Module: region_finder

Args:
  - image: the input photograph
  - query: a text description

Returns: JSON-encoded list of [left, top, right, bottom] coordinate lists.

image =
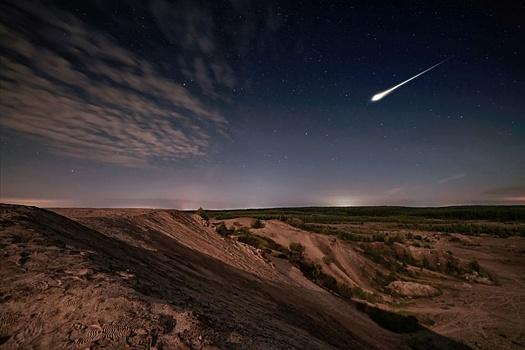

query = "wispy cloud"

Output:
[[0, 2, 231, 167], [150, 0, 237, 99], [437, 173, 466, 184]]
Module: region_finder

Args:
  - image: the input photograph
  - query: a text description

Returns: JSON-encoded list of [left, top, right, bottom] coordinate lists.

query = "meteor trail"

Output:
[[371, 58, 449, 102]]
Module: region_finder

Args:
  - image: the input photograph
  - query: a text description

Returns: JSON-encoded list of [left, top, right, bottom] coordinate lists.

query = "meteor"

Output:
[[371, 58, 449, 102]]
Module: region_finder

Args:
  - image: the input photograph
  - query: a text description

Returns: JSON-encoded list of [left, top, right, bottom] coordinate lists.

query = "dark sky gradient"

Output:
[[1, 1, 524, 208]]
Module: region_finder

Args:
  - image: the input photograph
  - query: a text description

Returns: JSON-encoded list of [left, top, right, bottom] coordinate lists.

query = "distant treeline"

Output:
[[396, 223, 525, 237], [203, 206, 525, 223]]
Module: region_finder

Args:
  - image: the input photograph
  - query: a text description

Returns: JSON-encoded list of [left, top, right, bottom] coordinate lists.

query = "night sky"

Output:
[[1, 1, 524, 208]]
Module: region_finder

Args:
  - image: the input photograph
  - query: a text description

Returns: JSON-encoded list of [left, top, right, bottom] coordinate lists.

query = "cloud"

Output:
[[437, 173, 466, 184], [150, 0, 237, 98], [0, 2, 230, 167]]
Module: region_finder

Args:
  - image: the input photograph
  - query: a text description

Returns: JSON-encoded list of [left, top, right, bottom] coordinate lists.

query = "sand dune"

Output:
[[0, 205, 472, 349]]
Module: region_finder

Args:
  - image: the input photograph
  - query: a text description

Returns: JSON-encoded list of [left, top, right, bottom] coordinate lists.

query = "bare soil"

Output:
[[0, 205, 484, 349]]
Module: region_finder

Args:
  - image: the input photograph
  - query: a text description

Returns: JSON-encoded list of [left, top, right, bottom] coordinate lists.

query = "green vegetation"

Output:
[[359, 242, 492, 282], [215, 223, 235, 236], [297, 259, 338, 292], [251, 219, 265, 229], [204, 205, 525, 223], [396, 222, 525, 237], [202, 206, 525, 237], [211, 205, 500, 304], [285, 242, 378, 303], [214, 223, 288, 256], [236, 230, 288, 256], [322, 252, 335, 265], [196, 207, 209, 221], [220, 231, 377, 303], [361, 243, 415, 276], [288, 242, 306, 262]]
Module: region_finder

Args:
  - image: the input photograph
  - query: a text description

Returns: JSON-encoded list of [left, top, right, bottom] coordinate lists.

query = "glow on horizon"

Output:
[[329, 197, 358, 207]]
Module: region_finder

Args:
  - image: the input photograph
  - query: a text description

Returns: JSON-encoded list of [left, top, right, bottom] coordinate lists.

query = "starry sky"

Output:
[[1, 1, 524, 209]]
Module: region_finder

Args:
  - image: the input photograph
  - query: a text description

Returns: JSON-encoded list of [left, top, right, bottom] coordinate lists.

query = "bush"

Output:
[[422, 255, 430, 269], [363, 244, 382, 263], [289, 242, 305, 262], [386, 234, 405, 245], [233, 227, 251, 236], [352, 287, 378, 302], [232, 228, 289, 256], [237, 234, 264, 247], [373, 233, 386, 242], [445, 258, 461, 275], [322, 253, 335, 265], [285, 217, 304, 227], [196, 207, 209, 221], [337, 283, 354, 299], [468, 260, 481, 273], [251, 219, 265, 229], [216, 223, 234, 236]]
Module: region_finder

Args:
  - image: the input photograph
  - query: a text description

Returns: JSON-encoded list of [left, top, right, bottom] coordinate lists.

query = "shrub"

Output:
[[422, 255, 430, 269], [322, 253, 335, 265], [237, 234, 264, 247], [285, 217, 304, 227], [289, 242, 306, 262], [216, 223, 233, 236], [468, 260, 481, 273], [251, 219, 265, 229], [445, 258, 461, 275], [233, 227, 251, 236], [398, 249, 415, 265], [387, 234, 405, 245], [337, 283, 354, 299], [363, 244, 382, 263], [351, 287, 376, 302], [196, 207, 209, 221], [373, 233, 386, 242]]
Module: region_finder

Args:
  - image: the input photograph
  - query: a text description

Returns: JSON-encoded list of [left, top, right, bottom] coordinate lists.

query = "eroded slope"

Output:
[[1, 205, 401, 349]]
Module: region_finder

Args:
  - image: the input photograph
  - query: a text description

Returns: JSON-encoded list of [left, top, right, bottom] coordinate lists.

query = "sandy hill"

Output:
[[0, 205, 469, 349]]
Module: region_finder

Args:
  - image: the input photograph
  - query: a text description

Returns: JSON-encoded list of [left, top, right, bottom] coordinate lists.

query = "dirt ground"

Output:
[[0, 205, 498, 349], [222, 218, 525, 350]]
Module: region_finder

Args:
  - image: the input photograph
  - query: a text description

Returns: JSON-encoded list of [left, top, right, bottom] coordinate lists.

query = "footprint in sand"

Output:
[[71, 324, 103, 346], [102, 324, 131, 341]]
